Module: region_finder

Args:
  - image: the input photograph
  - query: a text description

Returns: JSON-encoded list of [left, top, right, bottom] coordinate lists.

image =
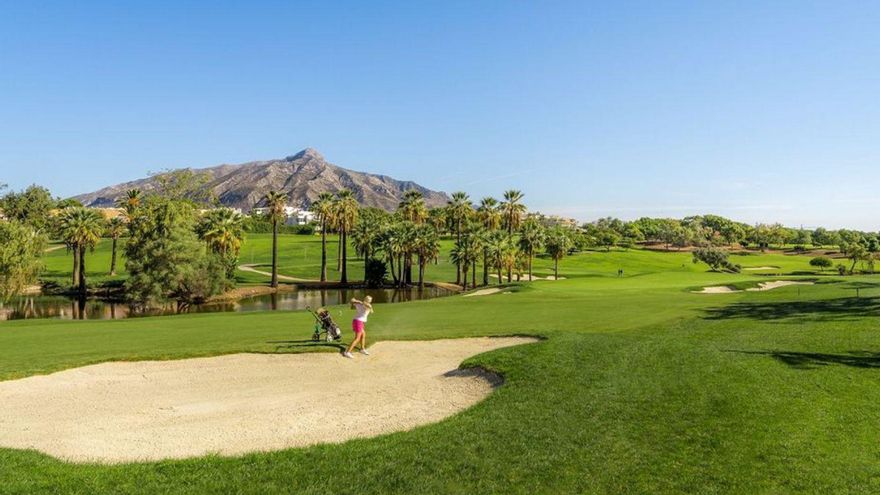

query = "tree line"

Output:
[[4, 179, 880, 304], [577, 215, 880, 253]]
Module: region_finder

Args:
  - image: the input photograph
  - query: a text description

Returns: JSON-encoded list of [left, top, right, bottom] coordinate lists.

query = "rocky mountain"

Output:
[[73, 148, 449, 211]]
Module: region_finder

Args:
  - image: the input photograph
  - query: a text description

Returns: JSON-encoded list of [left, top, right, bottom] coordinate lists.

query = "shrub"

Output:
[[836, 264, 847, 276], [809, 256, 833, 272], [243, 216, 316, 235], [364, 258, 388, 288], [125, 199, 230, 309], [692, 246, 740, 272], [0, 220, 47, 301]]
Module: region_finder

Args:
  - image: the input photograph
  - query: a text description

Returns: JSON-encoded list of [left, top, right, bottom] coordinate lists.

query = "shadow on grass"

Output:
[[266, 339, 346, 352], [703, 297, 880, 322], [727, 349, 880, 370]]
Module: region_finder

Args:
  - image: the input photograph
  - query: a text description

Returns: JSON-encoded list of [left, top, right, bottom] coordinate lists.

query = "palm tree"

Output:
[[477, 197, 501, 285], [351, 213, 384, 281], [334, 190, 359, 284], [399, 190, 428, 224], [398, 221, 418, 287], [197, 208, 244, 280], [106, 216, 126, 276], [57, 208, 81, 287], [484, 232, 506, 285], [545, 227, 573, 280], [117, 189, 143, 217], [399, 190, 428, 284], [59, 208, 104, 295], [263, 191, 287, 288], [428, 207, 447, 233], [474, 228, 493, 286], [198, 208, 244, 256], [477, 197, 502, 230], [382, 223, 404, 285], [518, 218, 545, 281], [450, 233, 481, 290], [465, 221, 485, 288], [310, 192, 335, 282], [413, 224, 440, 288], [447, 192, 473, 285], [499, 242, 518, 284], [501, 190, 526, 238]]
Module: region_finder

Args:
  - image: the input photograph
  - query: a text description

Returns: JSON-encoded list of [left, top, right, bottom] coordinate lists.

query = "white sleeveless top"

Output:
[[354, 303, 370, 322]]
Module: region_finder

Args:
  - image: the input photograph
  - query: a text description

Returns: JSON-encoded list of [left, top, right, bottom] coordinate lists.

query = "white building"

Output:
[[288, 208, 315, 226], [252, 206, 315, 226]]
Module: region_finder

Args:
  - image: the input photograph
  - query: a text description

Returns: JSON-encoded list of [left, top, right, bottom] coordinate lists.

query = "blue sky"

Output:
[[1, 1, 878, 230]]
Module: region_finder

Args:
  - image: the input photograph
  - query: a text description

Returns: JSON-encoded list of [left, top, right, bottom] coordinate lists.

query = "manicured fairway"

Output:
[[3, 248, 879, 494], [40, 241, 127, 286], [234, 233, 461, 284]]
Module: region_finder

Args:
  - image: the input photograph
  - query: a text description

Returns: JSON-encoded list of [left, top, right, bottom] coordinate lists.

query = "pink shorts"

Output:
[[352, 319, 365, 333]]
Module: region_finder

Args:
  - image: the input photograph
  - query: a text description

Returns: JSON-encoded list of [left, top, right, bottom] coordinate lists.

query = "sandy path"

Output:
[[238, 263, 312, 282], [45, 245, 66, 253], [0, 337, 536, 464], [489, 274, 566, 281]]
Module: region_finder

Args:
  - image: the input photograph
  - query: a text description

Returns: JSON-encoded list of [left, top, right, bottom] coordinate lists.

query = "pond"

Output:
[[0, 287, 454, 321]]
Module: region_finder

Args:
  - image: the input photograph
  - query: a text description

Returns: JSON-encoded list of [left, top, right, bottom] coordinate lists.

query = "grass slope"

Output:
[[4, 248, 879, 494]]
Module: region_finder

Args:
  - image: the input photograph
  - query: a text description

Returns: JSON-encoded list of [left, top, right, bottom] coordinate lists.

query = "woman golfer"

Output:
[[344, 296, 372, 358]]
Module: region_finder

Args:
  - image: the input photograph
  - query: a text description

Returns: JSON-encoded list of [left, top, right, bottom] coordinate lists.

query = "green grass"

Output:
[[6, 247, 880, 493], [40, 232, 829, 287], [41, 241, 127, 286], [234, 233, 461, 284]]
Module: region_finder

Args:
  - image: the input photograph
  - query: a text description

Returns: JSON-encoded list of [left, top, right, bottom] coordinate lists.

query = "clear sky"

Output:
[[1, 1, 878, 230]]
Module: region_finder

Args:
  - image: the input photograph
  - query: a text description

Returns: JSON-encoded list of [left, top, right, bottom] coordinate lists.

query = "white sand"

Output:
[[746, 280, 813, 291], [0, 337, 536, 464], [743, 266, 780, 271], [693, 286, 739, 294], [463, 288, 505, 297], [694, 280, 814, 294]]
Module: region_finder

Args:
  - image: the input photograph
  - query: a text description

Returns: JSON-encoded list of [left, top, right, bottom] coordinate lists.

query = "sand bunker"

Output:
[[743, 266, 780, 271], [746, 280, 813, 291], [0, 337, 536, 464], [694, 280, 814, 294], [694, 286, 739, 294], [463, 288, 506, 297]]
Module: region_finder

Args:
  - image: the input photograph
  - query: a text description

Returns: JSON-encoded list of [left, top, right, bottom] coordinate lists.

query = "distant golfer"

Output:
[[344, 296, 373, 358]]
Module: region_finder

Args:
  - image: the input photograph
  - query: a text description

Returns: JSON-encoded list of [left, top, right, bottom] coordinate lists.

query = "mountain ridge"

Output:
[[73, 148, 450, 211]]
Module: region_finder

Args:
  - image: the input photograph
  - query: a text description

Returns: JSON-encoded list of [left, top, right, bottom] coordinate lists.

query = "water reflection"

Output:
[[0, 287, 452, 321]]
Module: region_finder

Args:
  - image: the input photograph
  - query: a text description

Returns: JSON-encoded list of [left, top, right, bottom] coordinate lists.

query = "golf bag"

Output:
[[308, 306, 343, 342]]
